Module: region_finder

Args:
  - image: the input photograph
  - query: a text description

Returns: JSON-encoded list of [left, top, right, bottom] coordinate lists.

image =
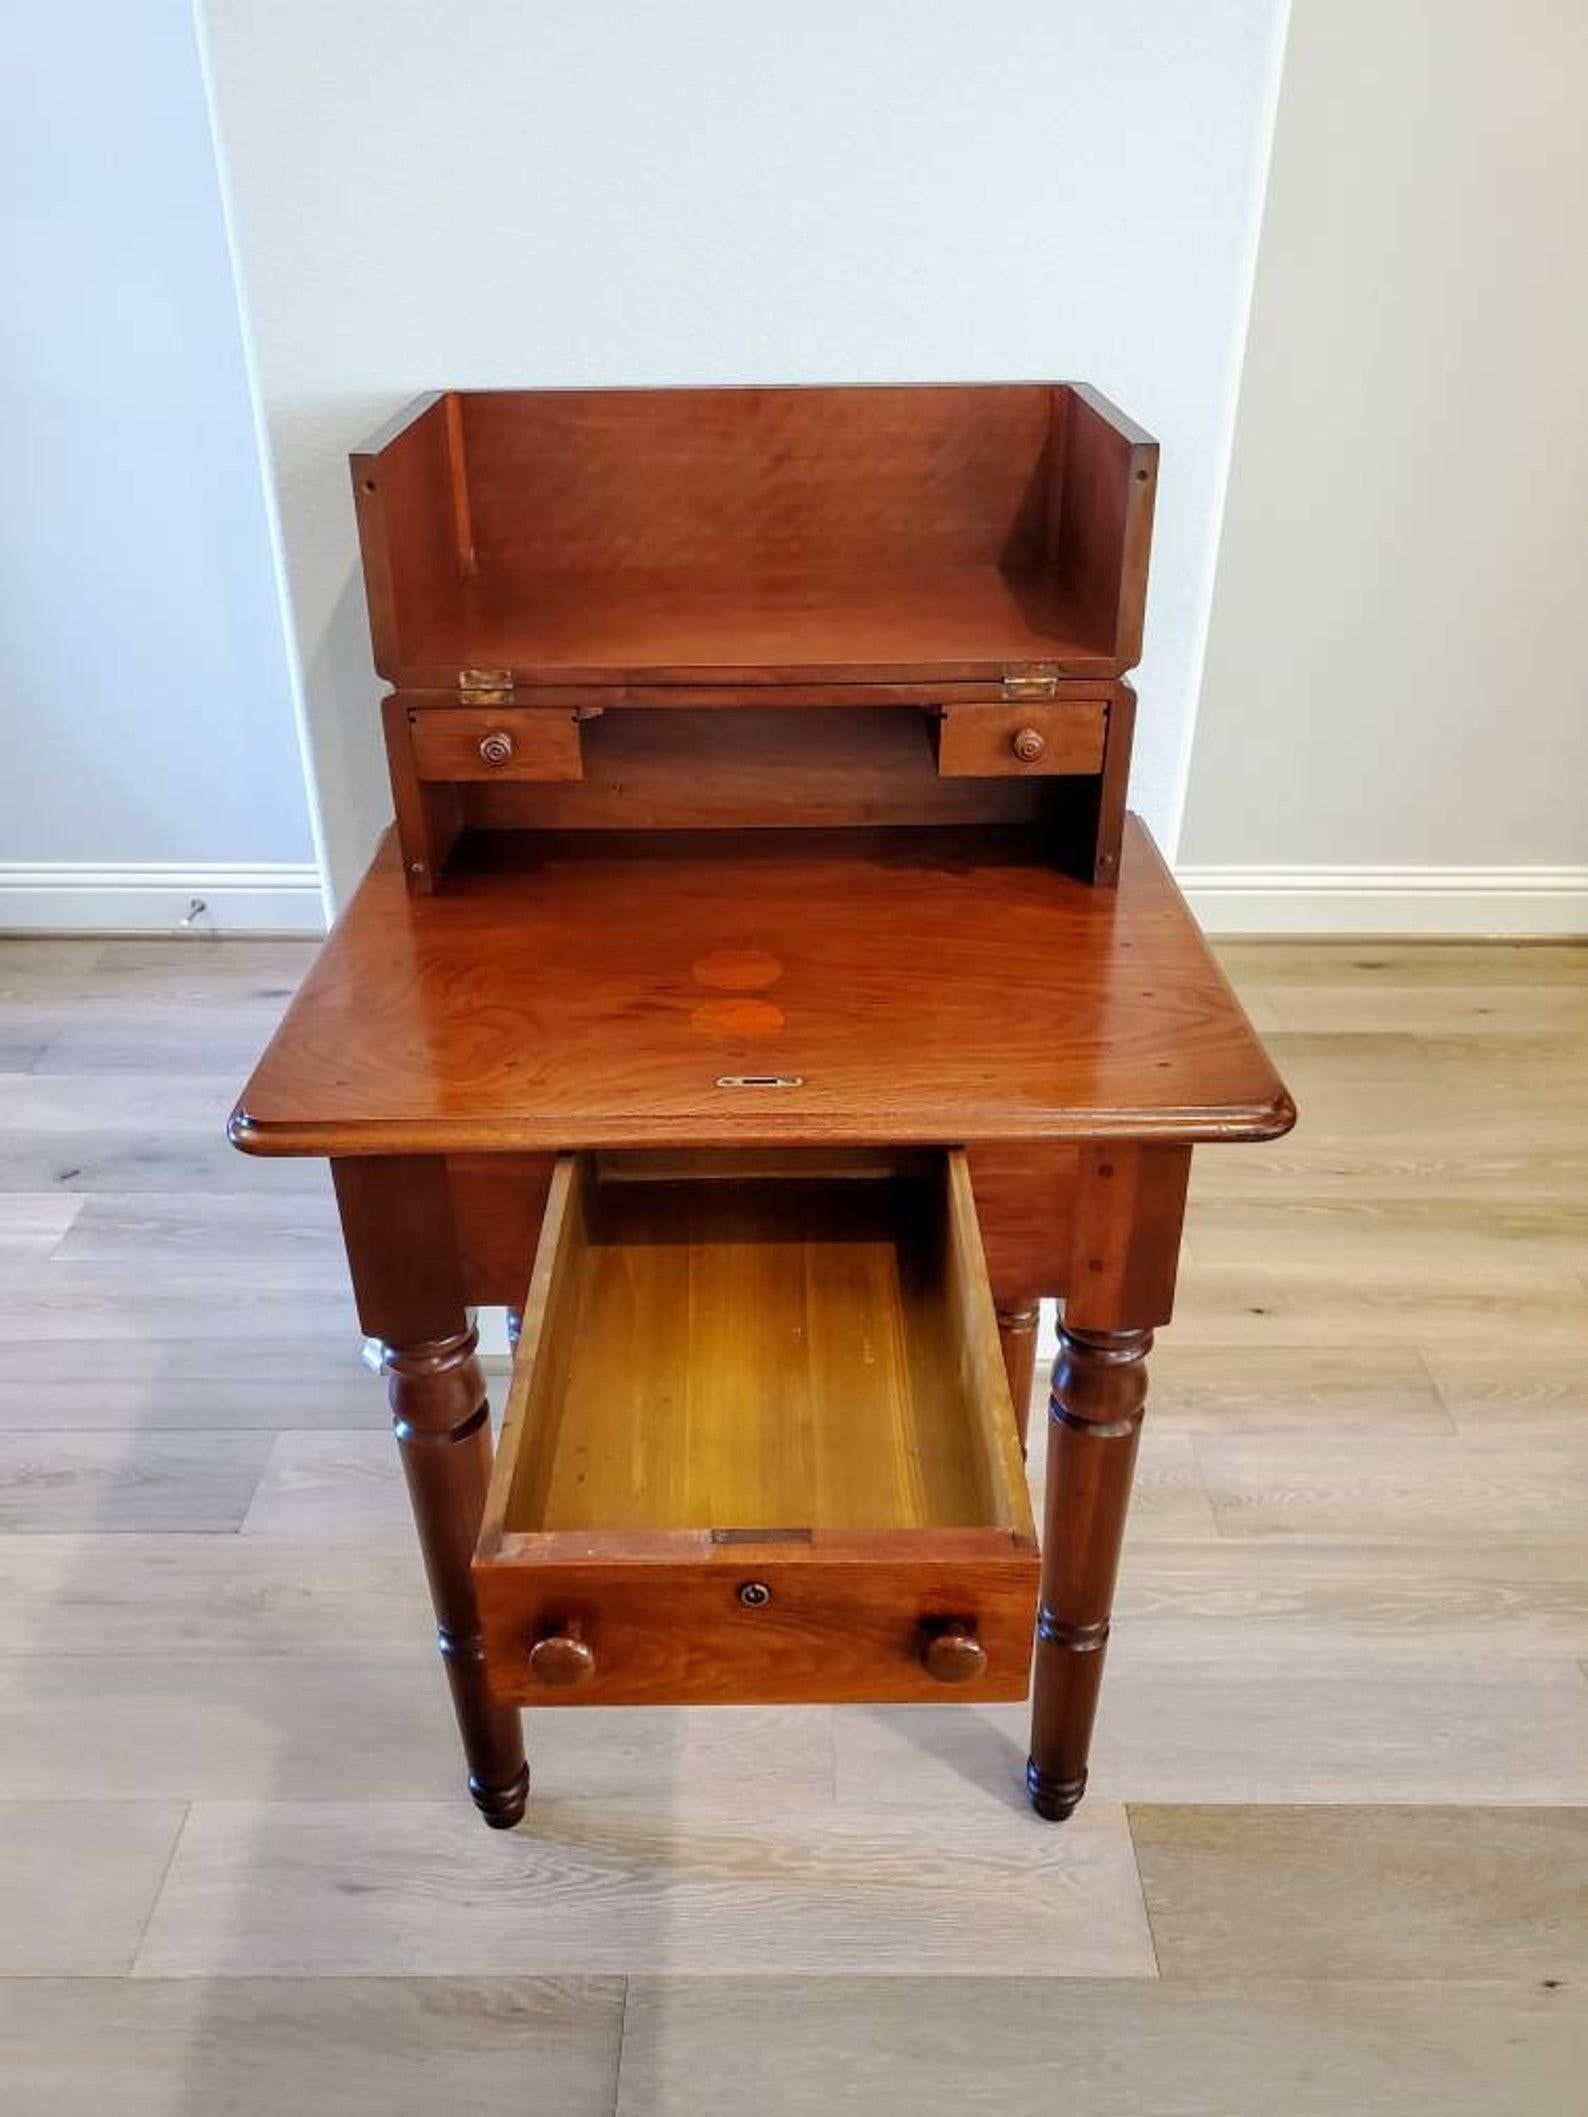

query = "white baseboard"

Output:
[[0, 861, 326, 934], [9, 855, 1581, 941], [1177, 863, 1588, 937]]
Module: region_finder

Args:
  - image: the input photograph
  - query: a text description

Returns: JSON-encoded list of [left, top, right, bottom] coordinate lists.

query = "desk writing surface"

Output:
[[231, 816, 1292, 1157]]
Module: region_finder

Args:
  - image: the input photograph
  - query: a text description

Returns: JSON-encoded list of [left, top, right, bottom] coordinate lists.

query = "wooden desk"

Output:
[[232, 816, 1292, 1827]]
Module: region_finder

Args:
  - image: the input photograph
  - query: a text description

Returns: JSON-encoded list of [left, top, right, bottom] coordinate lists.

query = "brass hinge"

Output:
[[1002, 666, 1059, 702], [458, 667, 514, 705]]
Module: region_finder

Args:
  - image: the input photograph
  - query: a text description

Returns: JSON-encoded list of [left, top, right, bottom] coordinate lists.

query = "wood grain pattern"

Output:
[[350, 393, 459, 679], [474, 1151, 1037, 1708], [6, 931, 1588, 2080], [357, 385, 1156, 886], [398, 567, 1121, 687], [1052, 382, 1158, 670], [995, 1301, 1040, 1451], [442, 1143, 1092, 1304], [456, 384, 1056, 577], [1130, 1805, 1588, 1981], [0, 1804, 186, 1974], [1089, 1661, 1588, 1804], [332, 1157, 527, 1827], [134, 1795, 1155, 1978], [354, 384, 1156, 689], [231, 818, 1293, 1156], [0, 1335, 379, 1433], [0, 1430, 274, 1532], [1145, 1342, 1454, 1433], [935, 700, 1107, 777], [408, 706, 583, 784], [239, 1430, 418, 1536], [838, 1660, 1588, 1809], [498, 1155, 1024, 1536], [460, 706, 1050, 832], [611, 1975, 1588, 2117], [381, 690, 460, 893], [0, 1979, 626, 2116], [1193, 1432, 1588, 1542]]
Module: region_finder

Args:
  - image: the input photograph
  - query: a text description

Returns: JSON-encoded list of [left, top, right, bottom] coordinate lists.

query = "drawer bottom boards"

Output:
[[473, 1149, 1039, 1707]]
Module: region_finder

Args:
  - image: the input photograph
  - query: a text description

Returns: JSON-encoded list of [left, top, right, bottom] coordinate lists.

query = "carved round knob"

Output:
[[921, 1621, 987, 1685], [1011, 726, 1046, 764], [526, 1626, 594, 1687], [478, 729, 515, 767]]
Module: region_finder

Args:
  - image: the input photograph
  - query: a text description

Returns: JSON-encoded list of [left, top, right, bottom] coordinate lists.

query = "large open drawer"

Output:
[[474, 1148, 1039, 1707]]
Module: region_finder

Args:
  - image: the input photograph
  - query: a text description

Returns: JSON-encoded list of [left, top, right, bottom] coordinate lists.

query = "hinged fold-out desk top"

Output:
[[230, 816, 1292, 1158]]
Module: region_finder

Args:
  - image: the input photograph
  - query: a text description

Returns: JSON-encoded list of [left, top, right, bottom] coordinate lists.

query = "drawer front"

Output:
[[475, 1548, 1038, 1708], [937, 701, 1106, 777], [474, 1148, 1039, 1709], [408, 706, 583, 782]]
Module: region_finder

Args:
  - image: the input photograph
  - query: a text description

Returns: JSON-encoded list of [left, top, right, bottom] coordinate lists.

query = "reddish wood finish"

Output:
[[227, 390, 1293, 1831], [445, 1144, 1082, 1315], [409, 705, 583, 783], [233, 833, 1289, 1825], [351, 384, 1157, 890], [330, 1156, 527, 1826], [968, 1143, 1081, 1300], [381, 692, 460, 895], [1026, 1140, 1190, 1820], [463, 709, 1051, 834], [995, 1301, 1042, 1454], [473, 1150, 1039, 1709], [479, 1549, 1038, 1710], [1091, 678, 1137, 885], [390, 570, 1121, 688], [444, 1152, 555, 1306], [351, 392, 460, 680], [936, 701, 1107, 778], [230, 820, 1291, 1157], [354, 385, 1155, 681], [921, 1621, 990, 1685], [1027, 1322, 1152, 1821], [1051, 383, 1158, 672]]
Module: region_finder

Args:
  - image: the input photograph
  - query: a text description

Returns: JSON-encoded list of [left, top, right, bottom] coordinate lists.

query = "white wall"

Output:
[[1180, 0, 1588, 934], [200, 0, 1290, 903], [0, 0, 320, 932]]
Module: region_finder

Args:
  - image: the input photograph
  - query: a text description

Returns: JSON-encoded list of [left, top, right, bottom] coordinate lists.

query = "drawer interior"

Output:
[[496, 1150, 1027, 1541], [475, 1148, 1038, 1707]]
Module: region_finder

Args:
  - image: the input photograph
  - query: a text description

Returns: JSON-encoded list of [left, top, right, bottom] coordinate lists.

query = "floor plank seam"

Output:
[[609, 1974, 633, 2117], [125, 1800, 191, 1979], [1122, 1804, 1165, 1980]]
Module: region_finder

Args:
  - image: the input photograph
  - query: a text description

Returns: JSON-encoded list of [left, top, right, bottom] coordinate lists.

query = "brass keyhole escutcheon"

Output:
[[1011, 727, 1046, 764], [478, 729, 515, 767]]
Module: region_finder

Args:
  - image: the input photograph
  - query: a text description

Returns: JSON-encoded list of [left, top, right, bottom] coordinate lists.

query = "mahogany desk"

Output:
[[232, 814, 1291, 1829]]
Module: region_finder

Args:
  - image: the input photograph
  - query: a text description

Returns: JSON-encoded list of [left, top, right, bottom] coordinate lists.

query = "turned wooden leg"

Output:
[[1026, 1140, 1189, 1822], [386, 1327, 529, 1828], [995, 1299, 1041, 1453], [1026, 1323, 1150, 1820], [333, 1156, 529, 1830]]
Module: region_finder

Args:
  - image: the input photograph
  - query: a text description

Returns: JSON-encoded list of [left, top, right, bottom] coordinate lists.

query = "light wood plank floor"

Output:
[[1, 934, 1585, 2112]]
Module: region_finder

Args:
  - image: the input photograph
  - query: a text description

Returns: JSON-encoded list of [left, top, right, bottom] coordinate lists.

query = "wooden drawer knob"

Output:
[[1011, 726, 1046, 764], [921, 1620, 987, 1685], [526, 1624, 594, 1687], [478, 729, 515, 767]]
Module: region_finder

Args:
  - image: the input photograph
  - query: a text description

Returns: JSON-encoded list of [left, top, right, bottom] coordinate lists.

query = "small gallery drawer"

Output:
[[408, 706, 583, 782], [936, 701, 1107, 777], [474, 1148, 1039, 1708]]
